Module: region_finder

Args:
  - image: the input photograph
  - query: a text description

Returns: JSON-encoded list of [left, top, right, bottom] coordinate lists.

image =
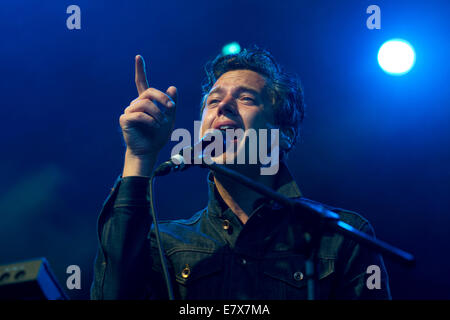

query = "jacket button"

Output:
[[222, 219, 232, 233], [181, 264, 191, 279], [222, 219, 230, 230], [293, 271, 304, 281]]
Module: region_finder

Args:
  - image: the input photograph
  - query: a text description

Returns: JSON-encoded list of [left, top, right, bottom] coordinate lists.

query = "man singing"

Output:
[[91, 47, 391, 299]]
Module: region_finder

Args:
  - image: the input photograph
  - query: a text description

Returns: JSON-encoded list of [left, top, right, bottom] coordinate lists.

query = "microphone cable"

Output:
[[148, 133, 217, 300], [148, 172, 175, 300]]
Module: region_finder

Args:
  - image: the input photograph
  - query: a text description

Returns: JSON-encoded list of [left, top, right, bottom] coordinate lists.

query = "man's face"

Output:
[[200, 69, 276, 165]]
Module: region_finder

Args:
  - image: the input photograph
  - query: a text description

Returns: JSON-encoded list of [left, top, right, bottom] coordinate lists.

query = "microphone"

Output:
[[154, 131, 218, 177]]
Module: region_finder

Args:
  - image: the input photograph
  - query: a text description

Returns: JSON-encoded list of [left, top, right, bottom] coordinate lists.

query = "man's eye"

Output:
[[208, 99, 220, 105], [241, 96, 255, 103]]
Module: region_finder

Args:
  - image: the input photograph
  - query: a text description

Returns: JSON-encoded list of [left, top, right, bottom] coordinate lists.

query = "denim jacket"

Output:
[[91, 164, 391, 300]]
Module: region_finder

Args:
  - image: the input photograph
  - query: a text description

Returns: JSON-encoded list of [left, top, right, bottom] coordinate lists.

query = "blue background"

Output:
[[0, 0, 449, 299]]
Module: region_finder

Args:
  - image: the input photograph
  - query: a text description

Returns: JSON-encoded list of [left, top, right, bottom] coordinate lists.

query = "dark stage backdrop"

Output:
[[0, 0, 449, 299]]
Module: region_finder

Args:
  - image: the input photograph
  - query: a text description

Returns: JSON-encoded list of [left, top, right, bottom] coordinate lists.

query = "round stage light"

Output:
[[222, 42, 241, 55], [377, 39, 416, 75]]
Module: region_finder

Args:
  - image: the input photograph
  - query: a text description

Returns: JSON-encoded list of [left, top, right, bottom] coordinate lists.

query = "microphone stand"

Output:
[[201, 161, 415, 300]]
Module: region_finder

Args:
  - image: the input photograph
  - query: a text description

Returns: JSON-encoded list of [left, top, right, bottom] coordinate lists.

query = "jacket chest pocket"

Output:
[[262, 255, 335, 299], [170, 250, 224, 299]]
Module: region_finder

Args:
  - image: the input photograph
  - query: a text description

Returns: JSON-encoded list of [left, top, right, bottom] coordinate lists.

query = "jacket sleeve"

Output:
[[90, 175, 167, 300], [336, 221, 392, 300]]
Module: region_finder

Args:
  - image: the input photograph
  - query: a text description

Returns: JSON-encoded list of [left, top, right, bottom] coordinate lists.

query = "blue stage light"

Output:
[[377, 39, 416, 75], [222, 42, 241, 55]]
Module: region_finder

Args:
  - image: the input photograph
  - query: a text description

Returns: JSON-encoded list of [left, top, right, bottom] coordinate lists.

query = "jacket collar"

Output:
[[206, 161, 302, 217]]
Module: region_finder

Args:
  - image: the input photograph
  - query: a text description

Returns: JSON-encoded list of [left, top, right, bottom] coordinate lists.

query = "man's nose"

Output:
[[217, 95, 237, 116]]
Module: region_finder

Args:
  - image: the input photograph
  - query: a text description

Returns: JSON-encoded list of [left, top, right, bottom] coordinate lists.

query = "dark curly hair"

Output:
[[200, 46, 305, 154]]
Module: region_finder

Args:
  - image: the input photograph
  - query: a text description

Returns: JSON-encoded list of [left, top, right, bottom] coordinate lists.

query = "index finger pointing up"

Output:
[[135, 55, 149, 95]]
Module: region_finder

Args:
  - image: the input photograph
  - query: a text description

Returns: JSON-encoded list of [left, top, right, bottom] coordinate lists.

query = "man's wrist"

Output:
[[122, 149, 158, 177]]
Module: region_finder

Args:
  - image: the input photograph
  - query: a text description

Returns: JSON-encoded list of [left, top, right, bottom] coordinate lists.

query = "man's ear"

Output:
[[279, 127, 295, 152]]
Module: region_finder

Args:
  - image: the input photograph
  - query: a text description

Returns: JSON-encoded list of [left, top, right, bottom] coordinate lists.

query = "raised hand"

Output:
[[120, 55, 178, 177]]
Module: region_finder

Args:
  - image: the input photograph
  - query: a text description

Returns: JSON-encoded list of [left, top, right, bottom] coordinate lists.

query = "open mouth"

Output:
[[210, 121, 240, 141], [217, 126, 239, 140]]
